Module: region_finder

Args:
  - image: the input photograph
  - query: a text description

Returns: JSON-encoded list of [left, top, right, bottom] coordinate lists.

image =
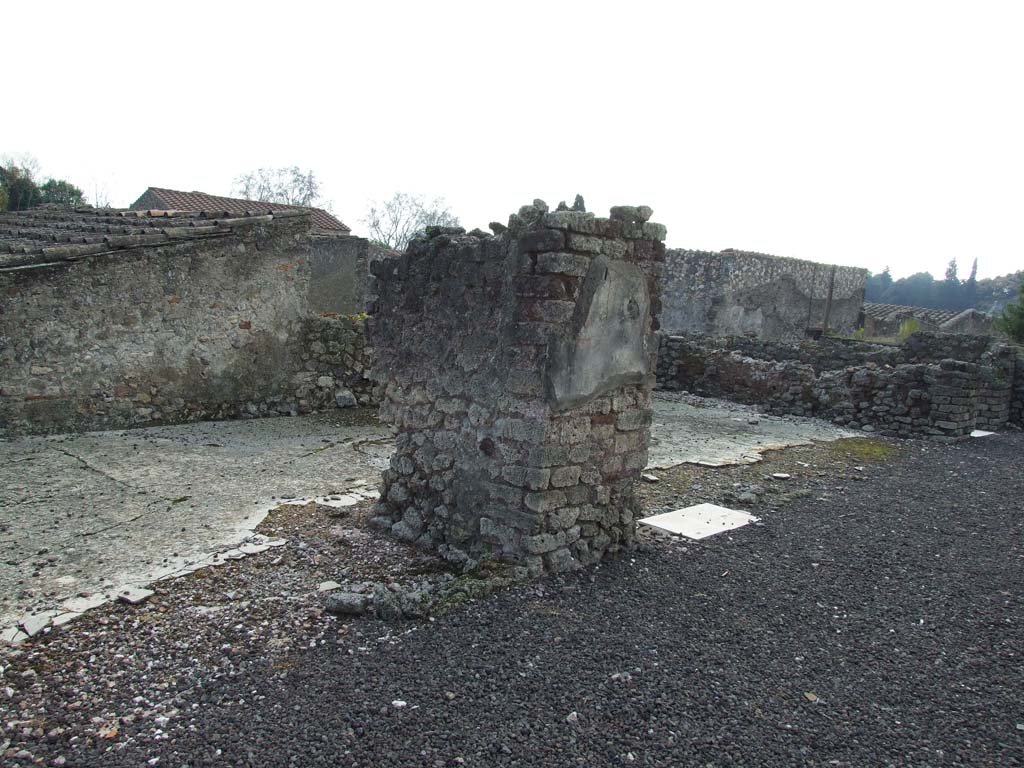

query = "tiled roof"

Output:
[[862, 301, 959, 324], [130, 187, 350, 234], [0, 207, 308, 270]]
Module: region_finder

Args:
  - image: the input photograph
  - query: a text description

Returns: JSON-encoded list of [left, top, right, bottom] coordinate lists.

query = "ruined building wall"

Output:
[[657, 333, 1019, 440], [369, 201, 665, 575], [1011, 351, 1024, 428], [661, 249, 868, 340], [307, 236, 396, 315], [1, 219, 373, 436]]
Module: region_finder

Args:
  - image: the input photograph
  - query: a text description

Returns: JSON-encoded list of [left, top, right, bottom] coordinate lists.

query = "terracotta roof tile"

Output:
[[130, 187, 350, 234], [862, 301, 959, 324], [0, 207, 306, 270]]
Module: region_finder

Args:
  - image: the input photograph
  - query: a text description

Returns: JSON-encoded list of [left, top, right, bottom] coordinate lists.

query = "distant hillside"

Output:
[[865, 267, 1023, 314]]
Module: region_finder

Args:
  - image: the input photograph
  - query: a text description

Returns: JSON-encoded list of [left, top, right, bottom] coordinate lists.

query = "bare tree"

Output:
[[362, 192, 459, 251], [90, 183, 112, 209], [1, 152, 41, 182], [232, 167, 321, 206]]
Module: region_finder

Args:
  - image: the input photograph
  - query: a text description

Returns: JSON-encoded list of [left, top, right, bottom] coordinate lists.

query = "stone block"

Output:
[[550, 465, 582, 488], [536, 252, 591, 277], [525, 490, 568, 513]]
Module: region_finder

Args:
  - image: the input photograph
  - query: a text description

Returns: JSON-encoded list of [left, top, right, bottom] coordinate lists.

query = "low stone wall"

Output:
[[974, 346, 1016, 430], [657, 333, 1020, 440], [1012, 352, 1024, 427], [701, 335, 903, 372]]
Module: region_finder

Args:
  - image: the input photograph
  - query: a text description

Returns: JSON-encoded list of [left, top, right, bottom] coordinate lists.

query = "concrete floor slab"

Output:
[[1, 396, 853, 633], [647, 392, 856, 469]]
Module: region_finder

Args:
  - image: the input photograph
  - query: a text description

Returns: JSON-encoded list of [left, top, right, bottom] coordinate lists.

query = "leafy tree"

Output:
[[937, 257, 966, 310], [232, 167, 321, 206], [891, 271, 937, 307], [1, 154, 85, 211], [944, 258, 958, 283], [0, 165, 41, 211], [865, 266, 895, 303], [362, 192, 459, 251], [39, 178, 85, 207], [995, 280, 1024, 342]]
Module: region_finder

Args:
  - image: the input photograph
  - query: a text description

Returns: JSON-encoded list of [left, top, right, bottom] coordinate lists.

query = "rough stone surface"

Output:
[[657, 331, 1022, 438], [308, 235, 397, 315], [661, 248, 868, 340], [368, 199, 665, 574], [0, 217, 374, 436]]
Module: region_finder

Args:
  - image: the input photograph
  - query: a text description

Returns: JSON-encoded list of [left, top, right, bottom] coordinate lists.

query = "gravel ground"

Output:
[[2, 432, 1022, 767]]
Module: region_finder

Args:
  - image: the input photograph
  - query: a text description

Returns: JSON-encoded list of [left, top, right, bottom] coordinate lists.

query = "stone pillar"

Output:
[[367, 199, 665, 575]]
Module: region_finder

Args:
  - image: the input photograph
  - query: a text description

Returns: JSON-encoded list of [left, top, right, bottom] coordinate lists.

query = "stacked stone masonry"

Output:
[[1011, 349, 1024, 428], [0, 209, 373, 437], [368, 199, 665, 575], [657, 332, 1022, 441], [661, 248, 868, 341]]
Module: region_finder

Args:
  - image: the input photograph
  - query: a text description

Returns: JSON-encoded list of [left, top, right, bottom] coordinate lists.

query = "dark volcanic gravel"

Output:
[[3, 432, 1023, 767]]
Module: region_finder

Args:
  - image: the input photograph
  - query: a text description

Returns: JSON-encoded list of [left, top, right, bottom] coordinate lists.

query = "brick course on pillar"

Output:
[[367, 199, 665, 575]]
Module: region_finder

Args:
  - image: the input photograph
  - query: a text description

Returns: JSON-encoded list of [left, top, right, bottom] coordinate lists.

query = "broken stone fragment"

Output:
[[324, 592, 369, 616], [19, 612, 52, 637], [1, 625, 29, 646], [608, 205, 654, 224], [116, 586, 155, 605], [372, 583, 404, 622], [334, 388, 357, 408]]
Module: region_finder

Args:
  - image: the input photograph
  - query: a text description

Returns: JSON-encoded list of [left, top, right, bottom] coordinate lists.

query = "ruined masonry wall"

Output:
[[657, 333, 1019, 440], [0, 220, 373, 436], [1011, 352, 1024, 427], [661, 249, 868, 340], [368, 201, 665, 575]]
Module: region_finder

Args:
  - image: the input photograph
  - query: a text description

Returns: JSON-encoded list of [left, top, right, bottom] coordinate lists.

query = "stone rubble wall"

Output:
[[368, 199, 665, 576], [296, 315, 375, 408], [1012, 351, 1024, 427], [1, 219, 374, 437], [974, 346, 1016, 430], [661, 248, 868, 340], [657, 333, 1019, 440]]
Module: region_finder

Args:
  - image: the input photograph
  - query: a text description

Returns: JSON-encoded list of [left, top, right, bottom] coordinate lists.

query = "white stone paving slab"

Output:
[[115, 586, 154, 605], [971, 430, 995, 437], [639, 503, 759, 540]]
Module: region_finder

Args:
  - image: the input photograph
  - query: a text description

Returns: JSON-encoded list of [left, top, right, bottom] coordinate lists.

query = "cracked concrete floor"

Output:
[[0, 394, 852, 630]]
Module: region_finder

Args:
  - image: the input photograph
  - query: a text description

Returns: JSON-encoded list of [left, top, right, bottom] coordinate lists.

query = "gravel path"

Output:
[[2, 432, 1022, 767]]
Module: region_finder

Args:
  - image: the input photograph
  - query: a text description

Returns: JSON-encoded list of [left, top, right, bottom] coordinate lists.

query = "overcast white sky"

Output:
[[6, 1, 1023, 279]]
